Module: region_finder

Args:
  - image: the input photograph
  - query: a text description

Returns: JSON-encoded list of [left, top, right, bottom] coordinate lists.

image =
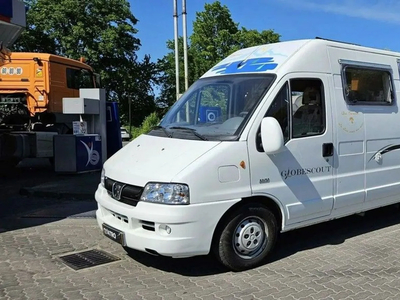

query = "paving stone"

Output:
[[81, 291, 106, 300], [2, 200, 400, 300], [196, 295, 222, 300]]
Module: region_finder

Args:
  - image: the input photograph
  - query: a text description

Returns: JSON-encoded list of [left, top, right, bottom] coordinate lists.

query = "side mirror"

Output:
[[260, 117, 284, 154]]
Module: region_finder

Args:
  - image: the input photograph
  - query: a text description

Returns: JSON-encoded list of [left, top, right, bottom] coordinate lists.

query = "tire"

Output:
[[213, 204, 278, 271]]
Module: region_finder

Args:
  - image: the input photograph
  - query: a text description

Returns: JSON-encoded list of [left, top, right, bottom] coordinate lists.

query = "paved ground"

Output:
[[1, 160, 400, 299]]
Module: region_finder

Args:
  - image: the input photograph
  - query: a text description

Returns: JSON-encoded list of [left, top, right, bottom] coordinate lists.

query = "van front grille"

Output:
[[104, 177, 143, 207]]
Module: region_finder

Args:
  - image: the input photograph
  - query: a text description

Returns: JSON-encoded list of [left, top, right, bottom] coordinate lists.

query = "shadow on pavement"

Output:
[[0, 158, 55, 200], [0, 157, 99, 232], [269, 204, 400, 264], [124, 204, 400, 276], [0, 158, 100, 201], [125, 250, 228, 276], [0, 196, 97, 232]]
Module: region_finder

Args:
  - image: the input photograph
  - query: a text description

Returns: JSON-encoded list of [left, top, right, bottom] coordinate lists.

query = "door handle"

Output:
[[322, 143, 334, 157]]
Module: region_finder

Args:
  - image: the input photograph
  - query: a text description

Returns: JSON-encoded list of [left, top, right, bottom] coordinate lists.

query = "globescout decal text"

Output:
[[281, 166, 332, 180]]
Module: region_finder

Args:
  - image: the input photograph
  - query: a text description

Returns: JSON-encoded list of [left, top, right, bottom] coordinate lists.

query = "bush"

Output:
[[131, 112, 160, 139]]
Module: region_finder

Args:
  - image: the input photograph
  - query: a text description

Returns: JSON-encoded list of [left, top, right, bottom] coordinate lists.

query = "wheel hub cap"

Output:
[[233, 217, 266, 258]]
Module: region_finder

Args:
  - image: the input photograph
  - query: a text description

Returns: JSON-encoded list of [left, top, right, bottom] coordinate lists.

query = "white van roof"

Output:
[[201, 38, 400, 78]]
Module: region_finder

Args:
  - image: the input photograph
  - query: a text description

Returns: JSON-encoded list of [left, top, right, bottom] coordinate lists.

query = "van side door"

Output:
[[247, 74, 334, 228], [334, 59, 398, 209]]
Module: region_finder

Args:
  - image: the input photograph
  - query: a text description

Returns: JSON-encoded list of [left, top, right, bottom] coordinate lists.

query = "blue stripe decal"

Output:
[[211, 57, 278, 74]]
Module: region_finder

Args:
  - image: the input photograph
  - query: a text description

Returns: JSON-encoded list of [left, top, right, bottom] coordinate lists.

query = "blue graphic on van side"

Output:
[[212, 57, 278, 74]]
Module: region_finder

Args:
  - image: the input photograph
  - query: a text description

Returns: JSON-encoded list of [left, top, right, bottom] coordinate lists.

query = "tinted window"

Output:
[[66, 68, 95, 89], [344, 67, 393, 104]]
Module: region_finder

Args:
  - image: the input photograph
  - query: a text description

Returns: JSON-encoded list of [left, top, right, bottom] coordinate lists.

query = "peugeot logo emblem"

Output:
[[111, 182, 125, 201]]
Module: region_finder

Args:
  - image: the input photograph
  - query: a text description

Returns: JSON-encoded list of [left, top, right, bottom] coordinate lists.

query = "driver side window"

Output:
[[266, 83, 290, 141], [256, 83, 289, 152], [291, 78, 325, 138]]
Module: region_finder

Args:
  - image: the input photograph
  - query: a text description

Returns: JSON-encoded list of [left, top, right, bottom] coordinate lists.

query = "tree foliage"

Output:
[[131, 111, 160, 139], [14, 0, 158, 126], [190, 2, 239, 80], [156, 37, 195, 110], [157, 1, 280, 108]]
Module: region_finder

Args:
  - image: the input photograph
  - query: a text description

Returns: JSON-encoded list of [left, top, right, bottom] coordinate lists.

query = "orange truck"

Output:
[[0, 51, 100, 165]]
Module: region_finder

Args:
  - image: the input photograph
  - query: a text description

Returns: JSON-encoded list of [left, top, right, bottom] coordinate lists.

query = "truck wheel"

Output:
[[213, 204, 278, 271]]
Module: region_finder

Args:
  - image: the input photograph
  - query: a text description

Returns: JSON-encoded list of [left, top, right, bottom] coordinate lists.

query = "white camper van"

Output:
[[95, 38, 400, 271]]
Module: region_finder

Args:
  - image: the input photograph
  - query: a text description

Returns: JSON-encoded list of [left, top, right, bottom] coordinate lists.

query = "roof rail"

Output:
[[315, 37, 360, 46]]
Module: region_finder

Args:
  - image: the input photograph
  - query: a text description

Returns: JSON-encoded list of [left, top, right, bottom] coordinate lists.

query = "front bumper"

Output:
[[95, 184, 238, 258]]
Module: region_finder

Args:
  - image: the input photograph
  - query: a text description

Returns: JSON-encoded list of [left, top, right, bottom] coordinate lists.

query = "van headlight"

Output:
[[101, 168, 105, 187], [141, 183, 189, 205]]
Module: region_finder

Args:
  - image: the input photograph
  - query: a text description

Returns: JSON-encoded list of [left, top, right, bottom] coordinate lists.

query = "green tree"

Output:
[[14, 0, 158, 126], [156, 37, 195, 110], [131, 111, 160, 139], [234, 27, 280, 51], [157, 1, 280, 108], [190, 1, 239, 80]]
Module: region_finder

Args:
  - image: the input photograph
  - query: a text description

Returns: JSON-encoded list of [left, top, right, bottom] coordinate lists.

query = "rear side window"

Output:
[[66, 68, 95, 89], [66, 68, 77, 89], [342, 64, 394, 105]]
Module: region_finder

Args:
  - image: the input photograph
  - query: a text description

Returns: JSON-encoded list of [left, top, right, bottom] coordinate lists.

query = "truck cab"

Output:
[[0, 52, 100, 165], [0, 53, 98, 132]]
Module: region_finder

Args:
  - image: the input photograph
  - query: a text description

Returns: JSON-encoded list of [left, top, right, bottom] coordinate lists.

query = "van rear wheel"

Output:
[[213, 204, 278, 271]]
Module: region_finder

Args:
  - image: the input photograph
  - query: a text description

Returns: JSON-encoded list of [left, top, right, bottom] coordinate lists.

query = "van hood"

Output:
[[104, 134, 221, 187]]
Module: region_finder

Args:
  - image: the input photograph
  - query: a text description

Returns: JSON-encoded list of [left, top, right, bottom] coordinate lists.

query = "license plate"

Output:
[[102, 224, 125, 246]]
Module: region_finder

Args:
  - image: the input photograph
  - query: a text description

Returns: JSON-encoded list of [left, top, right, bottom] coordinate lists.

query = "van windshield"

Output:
[[150, 74, 275, 141]]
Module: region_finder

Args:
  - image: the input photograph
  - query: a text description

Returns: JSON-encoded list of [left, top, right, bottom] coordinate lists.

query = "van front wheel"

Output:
[[214, 205, 278, 271]]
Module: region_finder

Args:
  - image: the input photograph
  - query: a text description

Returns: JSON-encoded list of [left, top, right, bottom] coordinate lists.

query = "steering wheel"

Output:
[[239, 111, 248, 117]]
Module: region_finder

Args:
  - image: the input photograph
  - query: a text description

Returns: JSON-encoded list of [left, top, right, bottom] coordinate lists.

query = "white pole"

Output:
[[173, 0, 180, 101], [182, 0, 189, 91]]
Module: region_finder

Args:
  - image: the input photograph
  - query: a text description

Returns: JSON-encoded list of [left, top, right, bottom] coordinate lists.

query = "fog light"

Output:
[[159, 224, 172, 234]]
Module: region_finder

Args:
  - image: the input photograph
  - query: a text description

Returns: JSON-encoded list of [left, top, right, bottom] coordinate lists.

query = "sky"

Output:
[[129, 0, 400, 62]]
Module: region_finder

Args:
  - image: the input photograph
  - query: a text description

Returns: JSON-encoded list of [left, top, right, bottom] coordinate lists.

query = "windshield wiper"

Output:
[[152, 125, 172, 138], [169, 126, 208, 141]]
